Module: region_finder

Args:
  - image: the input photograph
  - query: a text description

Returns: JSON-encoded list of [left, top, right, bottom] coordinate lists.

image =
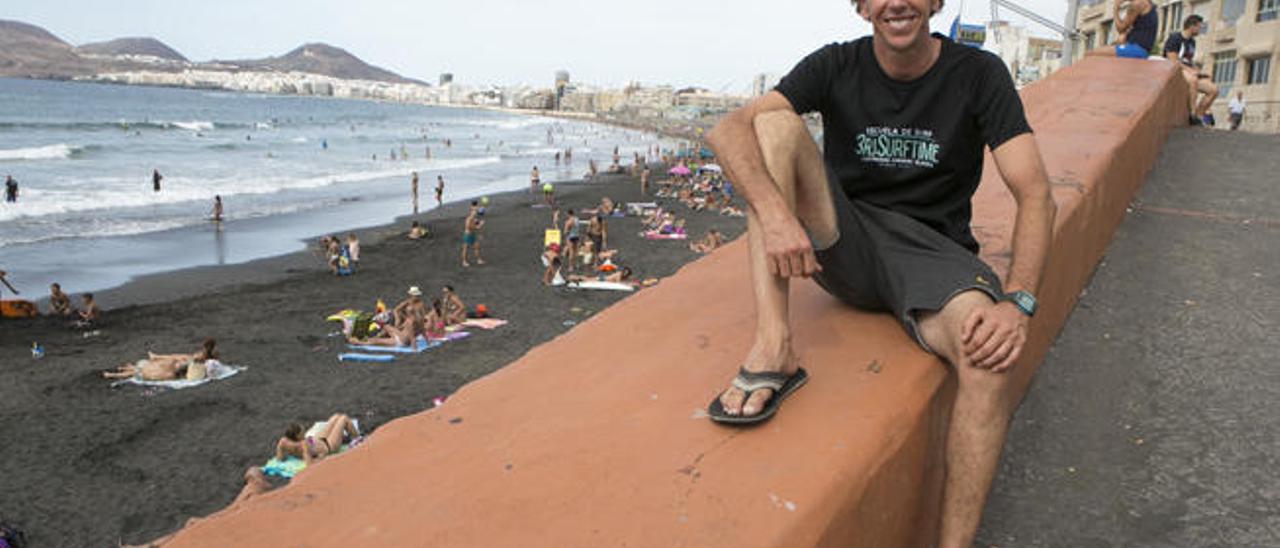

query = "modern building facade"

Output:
[[1075, 0, 1279, 131]]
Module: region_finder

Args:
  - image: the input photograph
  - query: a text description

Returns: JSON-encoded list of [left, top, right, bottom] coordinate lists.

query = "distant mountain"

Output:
[[0, 20, 422, 86], [76, 37, 188, 63], [223, 43, 421, 84], [0, 19, 101, 78]]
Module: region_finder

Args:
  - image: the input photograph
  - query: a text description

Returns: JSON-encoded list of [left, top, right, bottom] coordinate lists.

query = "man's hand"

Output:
[[759, 211, 821, 278], [960, 300, 1028, 372]]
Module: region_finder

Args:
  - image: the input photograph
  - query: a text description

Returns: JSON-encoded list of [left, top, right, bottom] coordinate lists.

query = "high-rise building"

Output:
[[1074, 0, 1279, 132], [554, 70, 571, 110], [439, 73, 454, 86], [751, 73, 779, 97], [986, 21, 1065, 86]]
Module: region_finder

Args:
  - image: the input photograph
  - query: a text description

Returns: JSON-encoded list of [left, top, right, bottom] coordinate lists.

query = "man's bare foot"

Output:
[[476, 258, 486, 265], [718, 340, 799, 417], [462, 262, 470, 268]]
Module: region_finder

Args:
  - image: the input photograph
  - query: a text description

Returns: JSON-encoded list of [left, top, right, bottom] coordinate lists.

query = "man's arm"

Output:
[[990, 133, 1055, 296], [705, 91, 820, 277], [961, 133, 1056, 372], [1114, 0, 1147, 34]]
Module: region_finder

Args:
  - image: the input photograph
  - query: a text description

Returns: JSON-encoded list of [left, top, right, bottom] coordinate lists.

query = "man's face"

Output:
[[859, 0, 940, 52], [1187, 21, 1202, 36]]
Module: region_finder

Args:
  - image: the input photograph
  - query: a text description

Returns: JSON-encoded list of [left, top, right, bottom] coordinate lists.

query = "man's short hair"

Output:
[[1183, 14, 1204, 29], [850, 0, 945, 15]]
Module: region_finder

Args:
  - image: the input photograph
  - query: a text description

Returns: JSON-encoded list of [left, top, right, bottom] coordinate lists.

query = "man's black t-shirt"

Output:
[[1162, 32, 1196, 67], [774, 34, 1031, 253]]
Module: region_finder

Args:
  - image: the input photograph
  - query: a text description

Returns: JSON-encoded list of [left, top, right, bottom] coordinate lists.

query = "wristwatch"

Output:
[[1003, 290, 1037, 317]]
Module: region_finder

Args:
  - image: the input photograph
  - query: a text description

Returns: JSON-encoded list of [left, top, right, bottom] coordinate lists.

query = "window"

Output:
[[1260, 0, 1278, 21], [1213, 51, 1237, 97], [1169, 2, 1185, 28], [1101, 21, 1112, 45], [1247, 56, 1271, 85], [1084, 31, 1096, 51], [1221, 0, 1246, 25]]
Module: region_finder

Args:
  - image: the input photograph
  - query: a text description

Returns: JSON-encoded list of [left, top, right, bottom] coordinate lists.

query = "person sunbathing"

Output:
[[48, 283, 72, 316], [355, 313, 425, 347], [392, 287, 427, 327], [424, 298, 449, 338], [275, 413, 360, 465], [76, 293, 100, 327], [568, 264, 634, 284], [102, 338, 219, 380], [442, 285, 466, 326], [690, 229, 725, 254]]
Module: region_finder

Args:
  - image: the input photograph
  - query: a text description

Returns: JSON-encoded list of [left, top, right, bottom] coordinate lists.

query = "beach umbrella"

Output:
[[668, 165, 691, 176]]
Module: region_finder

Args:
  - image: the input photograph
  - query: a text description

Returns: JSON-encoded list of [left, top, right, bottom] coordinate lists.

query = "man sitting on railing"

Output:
[[704, 0, 1056, 545]]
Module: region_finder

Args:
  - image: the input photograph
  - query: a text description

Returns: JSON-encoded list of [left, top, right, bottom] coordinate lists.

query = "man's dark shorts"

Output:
[[812, 170, 1003, 355]]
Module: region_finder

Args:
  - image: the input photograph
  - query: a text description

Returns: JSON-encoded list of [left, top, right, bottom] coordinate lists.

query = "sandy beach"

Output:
[[0, 168, 743, 546]]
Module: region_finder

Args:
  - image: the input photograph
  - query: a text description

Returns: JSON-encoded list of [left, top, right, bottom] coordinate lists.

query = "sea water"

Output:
[[0, 78, 668, 297]]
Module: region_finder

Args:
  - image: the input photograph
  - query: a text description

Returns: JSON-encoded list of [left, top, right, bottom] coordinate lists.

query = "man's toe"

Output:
[[720, 387, 746, 415], [741, 389, 774, 417]]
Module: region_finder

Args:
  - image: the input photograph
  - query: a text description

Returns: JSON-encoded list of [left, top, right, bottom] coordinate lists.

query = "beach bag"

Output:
[[336, 247, 354, 276], [0, 522, 27, 548], [351, 313, 375, 340], [186, 360, 209, 381], [0, 300, 37, 319]]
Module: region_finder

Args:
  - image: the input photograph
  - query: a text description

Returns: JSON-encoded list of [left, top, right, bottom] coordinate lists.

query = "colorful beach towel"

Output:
[[429, 330, 471, 342], [568, 280, 636, 292], [461, 318, 508, 330], [111, 363, 245, 390], [347, 336, 440, 354], [338, 353, 395, 363], [643, 232, 687, 240]]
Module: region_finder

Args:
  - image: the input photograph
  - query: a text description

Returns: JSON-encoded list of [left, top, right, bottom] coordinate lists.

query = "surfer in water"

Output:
[[152, 169, 163, 192]]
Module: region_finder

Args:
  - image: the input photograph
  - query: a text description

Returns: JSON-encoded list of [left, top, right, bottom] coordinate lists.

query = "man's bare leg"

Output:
[[718, 110, 838, 417], [1195, 79, 1219, 118], [917, 291, 1021, 548]]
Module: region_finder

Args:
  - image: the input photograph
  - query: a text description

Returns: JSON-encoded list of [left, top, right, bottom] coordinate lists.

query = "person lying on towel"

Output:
[[102, 338, 219, 381]]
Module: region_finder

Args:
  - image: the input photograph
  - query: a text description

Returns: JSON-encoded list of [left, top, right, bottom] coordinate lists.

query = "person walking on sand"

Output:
[[411, 171, 420, 215], [4, 175, 17, 203], [152, 169, 163, 192], [211, 195, 223, 222], [435, 175, 445, 208], [461, 201, 485, 267], [704, 0, 1055, 544], [529, 166, 541, 200], [640, 165, 651, 195]]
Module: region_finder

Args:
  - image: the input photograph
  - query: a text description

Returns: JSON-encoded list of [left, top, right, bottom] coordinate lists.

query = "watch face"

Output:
[[1013, 292, 1036, 314]]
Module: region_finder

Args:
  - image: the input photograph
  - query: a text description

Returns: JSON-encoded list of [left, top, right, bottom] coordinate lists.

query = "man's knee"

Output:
[[753, 110, 809, 152]]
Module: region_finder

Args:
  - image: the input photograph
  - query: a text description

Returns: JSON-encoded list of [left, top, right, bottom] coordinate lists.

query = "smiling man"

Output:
[[704, 0, 1056, 545]]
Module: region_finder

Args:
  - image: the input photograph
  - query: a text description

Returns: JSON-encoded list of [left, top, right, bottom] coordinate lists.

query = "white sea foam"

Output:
[[0, 143, 79, 161], [0, 155, 503, 223], [170, 120, 215, 131], [290, 137, 309, 143]]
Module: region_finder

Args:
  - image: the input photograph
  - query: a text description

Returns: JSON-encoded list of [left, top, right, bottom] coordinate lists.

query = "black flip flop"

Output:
[[708, 367, 809, 425]]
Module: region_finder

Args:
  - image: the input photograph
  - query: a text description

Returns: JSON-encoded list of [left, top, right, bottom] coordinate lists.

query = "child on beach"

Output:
[[408, 221, 428, 240], [76, 293, 100, 328], [435, 175, 445, 208], [48, 283, 71, 316], [276, 413, 360, 465]]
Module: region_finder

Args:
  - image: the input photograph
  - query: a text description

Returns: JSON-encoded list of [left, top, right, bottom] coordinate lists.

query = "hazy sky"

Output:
[[7, 0, 1068, 92]]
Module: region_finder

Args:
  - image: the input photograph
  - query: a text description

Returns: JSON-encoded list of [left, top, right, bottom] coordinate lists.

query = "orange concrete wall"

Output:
[[164, 58, 1188, 548]]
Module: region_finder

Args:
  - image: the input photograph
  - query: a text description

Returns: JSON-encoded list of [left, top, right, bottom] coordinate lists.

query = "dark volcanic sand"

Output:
[[0, 170, 744, 547]]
